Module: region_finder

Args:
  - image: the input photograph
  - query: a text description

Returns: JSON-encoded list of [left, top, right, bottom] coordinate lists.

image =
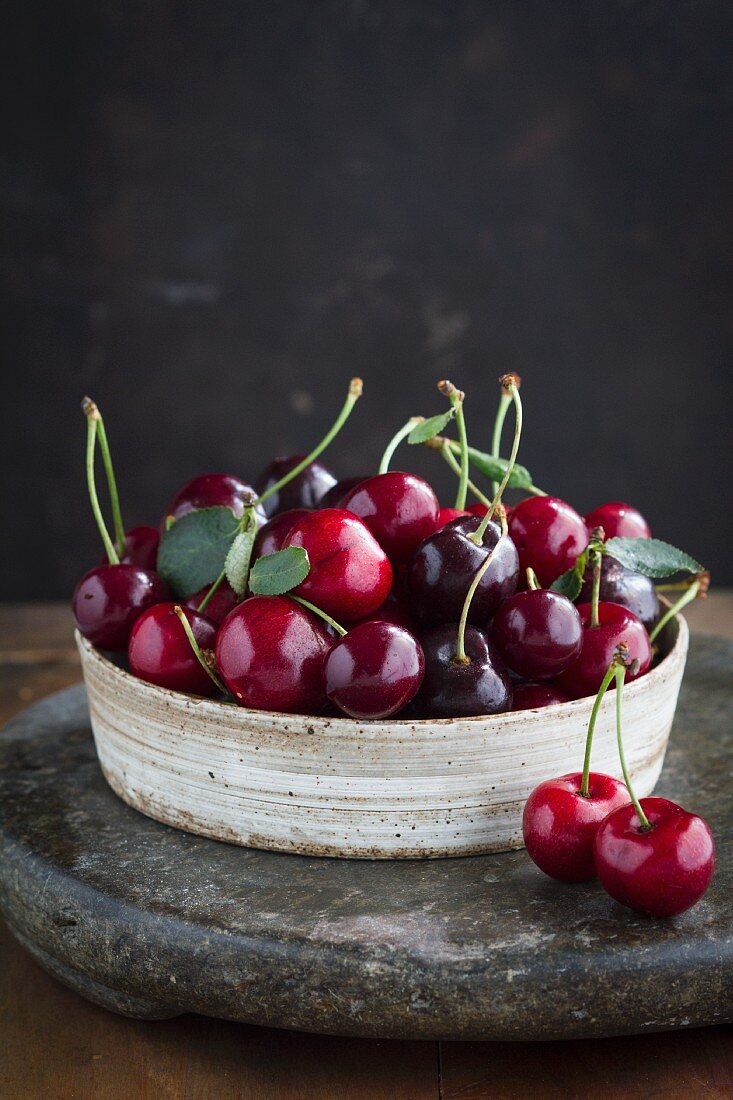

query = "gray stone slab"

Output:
[[0, 635, 731, 1040]]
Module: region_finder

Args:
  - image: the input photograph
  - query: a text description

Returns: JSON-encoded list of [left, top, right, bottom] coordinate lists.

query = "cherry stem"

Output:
[[197, 566, 227, 614], [174, 606, 228, 694], [589, 547, 602, 629], [454, 505, 508, 664], [437, 381, 469, 511], [440, 443, 492, 506], [470, 378, 522, 545], [256, 378, 363, 508], [83, 398, 126, 556], [84, 410, 119, 565], [649, 578, 702, 644], [490, 390, 512, 497], [291, 595, 347, 637], [614, 663, 651, 830], [579, 662, 617, 797], [526, 567, 541, 590], [379, 416, 423, 474]]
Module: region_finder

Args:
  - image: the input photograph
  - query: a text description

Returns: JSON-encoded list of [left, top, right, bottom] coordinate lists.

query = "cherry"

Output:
[[163, 473, 265, 528], [492, 588, 582, 680], [594, 797, 715, 916], [435, 506, 470, 528], [254, 454, 336, 517], [407, 515, 519, 627], [183, 580, 240, 625], [340, 472, 440, 566], [584, 502, 651, 540], [555, 602, 651, 699], [325, 621, 425, 719], [72, 565, 169, 651], [216, 595, 332, 713], [100, 525, 160, 571], [317, 476, 369, 509], [351, 590, 415, 631], [578, 555, 659, 632], [511, 682, 570, 710], [128, 603, 219, 696], [283, 509, 393, 621], [415, 625, 512, 717], [508, 497, 588, 587], [251, 508, 311, 562]]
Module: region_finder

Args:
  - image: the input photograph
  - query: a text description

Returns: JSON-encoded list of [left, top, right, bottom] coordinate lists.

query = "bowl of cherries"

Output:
[[73, 377, 708, 862]]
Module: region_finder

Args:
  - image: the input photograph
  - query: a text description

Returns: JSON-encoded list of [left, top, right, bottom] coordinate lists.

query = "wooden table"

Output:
[[1, 601, 731, 1099]]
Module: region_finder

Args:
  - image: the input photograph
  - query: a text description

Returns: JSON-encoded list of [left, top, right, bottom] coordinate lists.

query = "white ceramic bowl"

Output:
[[77, 614, 688, 859]]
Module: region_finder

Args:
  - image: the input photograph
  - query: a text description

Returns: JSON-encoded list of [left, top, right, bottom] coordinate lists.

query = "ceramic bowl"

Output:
[[76, 613, 688, 859]]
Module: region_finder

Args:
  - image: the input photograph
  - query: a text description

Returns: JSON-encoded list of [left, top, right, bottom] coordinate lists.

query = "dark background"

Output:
[[3, 1, 732, 600]]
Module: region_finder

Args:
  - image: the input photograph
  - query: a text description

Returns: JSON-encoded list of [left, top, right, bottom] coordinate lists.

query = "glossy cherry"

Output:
[[435, 506, 470, 528], [555, 603, 652, 699], [407, 516, 519, 627], [340, 472, 440, 566], [511, 682, 570, 710], [317, 476, 369, 509], [128, 603, 219, 696], [415, 625, 512, 717], [254, 454, 337, 517], [251, 508, 310, 562], [216, 595, 332, 713], [72, 565, 169, 651], [283, 509, 393, 621], [183, 580, 240, 625], [492, 589, 582, 680], [100, 525, 160, 571], [584, 502, 651, 540], [162, 473, 265, 528], [578, 555, 659, 632], [351, 590, 415, 631], [594, 797, 715, 916], [508, 497, 588, 587], [325, 621, 425, 719], [523, 773, 630, 882]]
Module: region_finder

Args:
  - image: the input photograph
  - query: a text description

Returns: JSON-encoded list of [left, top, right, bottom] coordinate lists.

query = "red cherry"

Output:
[[492, 589, 582, 680], [325, 622, 425, 719], [317, 476, 369, 509], [511, 682, 571, 710], [340, 472, 440, 565], [508, 497, 588, 587], [251, 508, 311, 562], [183, 580, 240, 625], [99, 526, 160, 570], [128, 603, 219, 696], [594, 797, 715, 916], [72, 565, 169, 651], [584, 502, 651, 540], [522, 772, 630, 882], [435, 506, 470, 528], [162, 473, 265, 529], [254, 454, 337, 517], [283, 509, 393, 621], [555, 603, 652, 699], [467, 502, 512, 521], [351, 590, 415, 631], [215, 595, 332, 713]]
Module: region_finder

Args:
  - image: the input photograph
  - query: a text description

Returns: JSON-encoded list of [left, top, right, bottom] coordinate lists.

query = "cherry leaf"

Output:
[[549, 549, 588, 601], [604, 537, 704, 579], [464, 445, 534, 491], [249, 547, 310, 596], [407, 410, 454, 445], [224, 525, 258, 597], [157, 507, 240, 597]]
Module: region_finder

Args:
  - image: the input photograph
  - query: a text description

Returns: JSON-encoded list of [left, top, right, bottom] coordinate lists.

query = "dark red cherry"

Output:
[[415, 624, 512, 717], [508, 497, 588, 587], [162, 473, 265, 529], [492, 589, 582, 680], [435, 506, 470, 528], [251, 508, 311, 562], [254, 454, 337, 517], [578, 555, 660, 632], [594, 797, 715, 916], [407, 516, 519, 628], [215, 595, 332, 713], [351, 590, 415, 631], [511, 682, 571, 710], [72, 564, 169, 651], [317, 476, 369, 509], [128, 603, 219, 696], [340, 472, 440, 566], [283, 509, 393, 621], [555, 603, 652, 699], [522, 772, 630, 882], [99, 525, 160, 570], [585, 502, 651, 540], [183, 580, 240, 625], [325, 622, 425, 719]]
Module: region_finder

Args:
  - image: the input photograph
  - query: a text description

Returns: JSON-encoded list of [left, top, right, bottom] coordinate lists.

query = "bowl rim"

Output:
[[76, 611, 689, 732]]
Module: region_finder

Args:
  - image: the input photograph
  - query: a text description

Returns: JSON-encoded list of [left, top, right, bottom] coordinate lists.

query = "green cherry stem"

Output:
[[614, 661, 651, 830], [83, 403, 119, 565], [587, 526, 605, 630], [438, 380, 469, 511], [291, 595, 347, 637], [469, 377, 522, 545], [197, 566, 227, 614], [579, 663, 617, 797], [649, 577, 704, 644], [174, 606, 228, 693], [256, 377, 363, 508], [439, 443, 492, 506], [526, 567, 541, 591], [455, 505, 508, 664], [379, 416, 423, 474], [83, 397, 126, 557], [489, 377, 515, 497]]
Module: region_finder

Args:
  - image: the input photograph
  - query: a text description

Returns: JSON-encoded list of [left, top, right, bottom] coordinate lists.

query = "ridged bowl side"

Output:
[[77, 616, 688, 859]]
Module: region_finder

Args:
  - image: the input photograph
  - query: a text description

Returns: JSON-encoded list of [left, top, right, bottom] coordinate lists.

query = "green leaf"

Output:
[[407, 410, 454, 445], [604, 537, 704, 579], [157, 507, 240, 597], [550, 549, 588, 601], [224, 523, 257, 596], [249, 547, 310, 596], [464, 445, 534, 491]]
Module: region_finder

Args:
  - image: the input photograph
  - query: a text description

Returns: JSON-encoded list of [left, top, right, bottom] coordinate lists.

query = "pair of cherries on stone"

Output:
[[523, 644, 715, 917]]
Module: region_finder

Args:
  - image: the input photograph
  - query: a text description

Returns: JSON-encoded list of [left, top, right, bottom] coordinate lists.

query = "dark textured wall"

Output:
[[3, 1, 732, 600]]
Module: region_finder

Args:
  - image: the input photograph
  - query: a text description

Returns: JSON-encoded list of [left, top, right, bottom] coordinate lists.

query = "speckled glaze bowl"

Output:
[[76, 614, 688, 859]]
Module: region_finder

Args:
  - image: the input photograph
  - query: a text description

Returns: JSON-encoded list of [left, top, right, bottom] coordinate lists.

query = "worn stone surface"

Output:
[[0, 635, 730, 1041]]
